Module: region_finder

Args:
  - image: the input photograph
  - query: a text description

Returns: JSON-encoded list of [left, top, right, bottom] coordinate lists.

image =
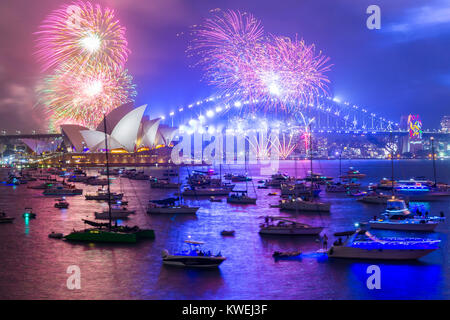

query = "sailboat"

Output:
[[65, 115, 155, 243], [279, 123, 330, 212], [226, 162, 257, 204]]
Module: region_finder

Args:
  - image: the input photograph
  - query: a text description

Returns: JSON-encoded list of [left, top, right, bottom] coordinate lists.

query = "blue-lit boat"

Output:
[[328, 229, 440, 260], [369, 198, 440, 232], [162, 240, 226, 268], [394, 179, 450, 201]]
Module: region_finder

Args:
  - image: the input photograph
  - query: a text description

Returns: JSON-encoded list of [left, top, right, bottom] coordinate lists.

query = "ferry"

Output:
[[327, 229, 441, 260], [162, 240, 226, 268]]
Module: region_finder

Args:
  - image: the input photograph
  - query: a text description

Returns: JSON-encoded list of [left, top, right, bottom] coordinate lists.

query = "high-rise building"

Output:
[[440, 116, 450, 133]]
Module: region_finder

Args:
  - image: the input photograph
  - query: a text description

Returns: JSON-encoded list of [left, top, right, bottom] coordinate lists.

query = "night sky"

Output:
[[0, 0, 449, 132]]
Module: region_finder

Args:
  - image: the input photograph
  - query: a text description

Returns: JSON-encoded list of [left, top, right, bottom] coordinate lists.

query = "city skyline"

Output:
[[0, 0, 449, 131]]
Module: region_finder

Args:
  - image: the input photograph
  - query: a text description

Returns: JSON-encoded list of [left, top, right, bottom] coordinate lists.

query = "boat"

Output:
[[272, 250, 302, 258], [377, 178, 397, 190], [325, 183, 349, 193], [85, 176, 109, 186], [48, 231, 64, 239], [264, 173, 292, 188], [85, 189, 123, 200], [230, 174, 252, 182], [27, 182, 52, 190], [259, 216, 323, 235], [279, 197, 331, 212], [339, 167, 366, 179], [150, 179, 180, 189], [280, 182, 321, 197], [327, 229, 441, 260], [357, 192, 394, 204], [368, 198, 440, 232], [303, 171, 333, 184], [128, 171, 149, 180], [0, 212, 15, 223], [23, 207, 36, 219], [95, 205, 135, 220], [162, 240, 226, 268], [209, 196, 222, 202], [394, 179, 450, 201], [226, 191, 257, 204], [67, 175, 89, 182], [54, 198, 69, 209], [147, 203, 199, 214], [182, 187, 231, 196], [43, 183, 83, 196], [220, 230, 235, 236]]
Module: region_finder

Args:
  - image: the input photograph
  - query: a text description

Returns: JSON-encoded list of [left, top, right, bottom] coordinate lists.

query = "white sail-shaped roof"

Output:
[[157, 125, 178, 146], [80, 130, 125, 151], [110, 105, 147, 152], [95, 102, 135, 135], [141, 118, 161, 148], [61, 124, 89, 152]]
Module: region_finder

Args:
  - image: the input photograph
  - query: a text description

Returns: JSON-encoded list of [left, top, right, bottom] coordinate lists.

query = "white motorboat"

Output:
[[327, 229, 440, 260], [259, 216, 323, 235], [264, 173, 292, 188], [162, 240, 226, 268], [279, 197, 331, 212]]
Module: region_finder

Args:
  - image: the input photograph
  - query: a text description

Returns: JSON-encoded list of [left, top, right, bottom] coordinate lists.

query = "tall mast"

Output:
[[390, 132, 394, 196], [309, 123, 313, 199], [103, 114, 112, 229], [431, 137, 437, 186]]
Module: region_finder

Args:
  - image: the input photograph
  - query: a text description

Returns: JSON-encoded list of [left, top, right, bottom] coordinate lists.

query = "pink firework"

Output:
[[189, 9, 264, 98], [190, 10, 332, 114], [35, 1, 129, 72]]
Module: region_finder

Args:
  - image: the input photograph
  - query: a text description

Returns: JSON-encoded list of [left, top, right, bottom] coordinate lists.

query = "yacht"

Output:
[[227, 191, 257, 204], [94, 205, 135, 220], [259, 216, 323, 235], [280, 182, 321, 197], [85, 176, 109, 186], [128, 171, 150, 180], [339, 167, 366, 179], [162, 240, 226, 268], [327, 229, 440, 260], [264, 173, 292, 188], [150, 179, 180, 189], [325, 183, 348, 193], [303, 172, 333, 184], [43, 183, 83, 196], [147, 203, 199, 214], [357, 192, 393, 204], [394, 180, 450, 201], [279, 197, 331, 212], [85, 190, 123, 200], [182, 186, 231, 197], [368, 198, 440, 232]]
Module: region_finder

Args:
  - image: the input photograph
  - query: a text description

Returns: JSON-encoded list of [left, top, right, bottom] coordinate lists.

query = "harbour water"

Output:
[[0, 159, 449, 299]]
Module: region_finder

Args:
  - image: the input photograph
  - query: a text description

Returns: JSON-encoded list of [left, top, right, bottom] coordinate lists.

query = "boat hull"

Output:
[[65, 229, 137, 243], [280, 202, 331, 212], [259, 227, 323, 235], [162, 255, 226, 268], [369, 221, 438, 232], [328, 246, 436, 260], [147, 207, 199, 214]]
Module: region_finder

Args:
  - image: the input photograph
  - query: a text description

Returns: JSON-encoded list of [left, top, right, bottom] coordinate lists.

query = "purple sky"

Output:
[[1, 0, 449, 132]]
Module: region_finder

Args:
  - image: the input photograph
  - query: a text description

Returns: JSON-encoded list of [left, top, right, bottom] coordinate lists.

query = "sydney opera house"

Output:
[[36, 103, 178, 167]]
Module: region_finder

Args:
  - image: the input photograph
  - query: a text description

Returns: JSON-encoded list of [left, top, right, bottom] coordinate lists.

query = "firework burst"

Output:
[[35, 1, 129, 72], [270, 131, 298, 160], [37, 62, 136, 129], [190, 10, 332, 115]]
